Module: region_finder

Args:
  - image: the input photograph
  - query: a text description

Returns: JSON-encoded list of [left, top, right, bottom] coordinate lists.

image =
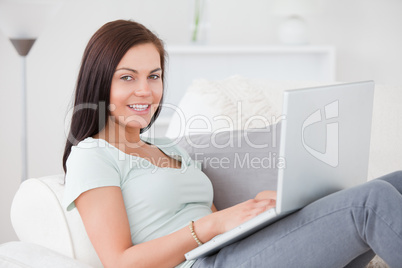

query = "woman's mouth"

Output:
[[128, 104, 150, 111]]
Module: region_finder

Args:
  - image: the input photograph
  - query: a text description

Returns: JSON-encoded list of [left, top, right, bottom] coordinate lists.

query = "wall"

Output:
[[0, 0, 401, 243]]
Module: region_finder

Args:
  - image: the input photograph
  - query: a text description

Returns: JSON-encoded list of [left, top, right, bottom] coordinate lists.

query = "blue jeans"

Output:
[[192, 171, 402, 268]]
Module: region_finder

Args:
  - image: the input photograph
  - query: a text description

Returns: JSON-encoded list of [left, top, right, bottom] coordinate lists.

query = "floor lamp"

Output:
[[0, 0, 62, 182]]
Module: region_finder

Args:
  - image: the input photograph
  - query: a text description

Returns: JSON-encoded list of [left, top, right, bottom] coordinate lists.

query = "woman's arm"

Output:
[[211, 203, 218, 212], [76, 187, 275, 268], [76, 186, 205, 268]]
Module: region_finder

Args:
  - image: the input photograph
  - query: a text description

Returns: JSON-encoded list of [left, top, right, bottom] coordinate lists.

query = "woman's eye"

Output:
[[121, 75, 133, 81], [149, 74, 160, 80]]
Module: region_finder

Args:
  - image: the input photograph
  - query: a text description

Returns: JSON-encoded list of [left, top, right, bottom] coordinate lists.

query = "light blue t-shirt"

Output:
[[63, 136, 213, 267]]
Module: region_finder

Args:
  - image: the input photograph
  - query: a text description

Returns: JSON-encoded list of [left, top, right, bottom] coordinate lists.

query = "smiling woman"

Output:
[[62, 20, 166, 172]]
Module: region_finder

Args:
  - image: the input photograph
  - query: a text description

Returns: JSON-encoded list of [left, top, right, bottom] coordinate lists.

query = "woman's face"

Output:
[[109, 43, 163, 132]]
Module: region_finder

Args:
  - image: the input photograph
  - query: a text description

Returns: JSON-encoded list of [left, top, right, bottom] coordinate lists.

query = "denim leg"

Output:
[[192, 171, 402, 268], [376, 170, 402, 193]]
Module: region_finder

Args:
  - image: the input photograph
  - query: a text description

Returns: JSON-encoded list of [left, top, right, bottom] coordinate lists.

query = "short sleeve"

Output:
[[63, 145, 120, 211]]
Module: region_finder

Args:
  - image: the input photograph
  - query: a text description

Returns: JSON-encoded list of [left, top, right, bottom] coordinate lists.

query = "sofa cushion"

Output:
[[0, 241, 91, 268], [177, 124, 281, 210]]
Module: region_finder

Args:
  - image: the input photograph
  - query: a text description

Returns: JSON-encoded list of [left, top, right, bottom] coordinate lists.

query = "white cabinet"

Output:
[[147, 45, 336, 137]]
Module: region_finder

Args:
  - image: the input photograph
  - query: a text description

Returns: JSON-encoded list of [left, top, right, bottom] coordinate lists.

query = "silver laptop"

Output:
[[185, 81, 375, 260]]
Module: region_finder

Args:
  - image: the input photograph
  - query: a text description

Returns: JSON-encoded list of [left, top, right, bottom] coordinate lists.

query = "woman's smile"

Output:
[[127, 103, 151, 114]]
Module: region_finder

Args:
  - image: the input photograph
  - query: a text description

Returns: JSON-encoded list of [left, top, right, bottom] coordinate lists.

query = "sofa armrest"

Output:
[[0, 241, 92, 268], [10, 175, 103, 267]]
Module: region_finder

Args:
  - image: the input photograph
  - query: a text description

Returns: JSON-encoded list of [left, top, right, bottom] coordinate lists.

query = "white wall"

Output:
[[0, 0, 401, 243]]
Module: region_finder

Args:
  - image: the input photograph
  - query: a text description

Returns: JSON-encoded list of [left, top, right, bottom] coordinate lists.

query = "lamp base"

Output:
[[10, 38, 36, 56]]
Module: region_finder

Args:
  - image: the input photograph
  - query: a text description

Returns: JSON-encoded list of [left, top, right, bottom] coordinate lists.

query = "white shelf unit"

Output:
[[146, 45, 336, 137]]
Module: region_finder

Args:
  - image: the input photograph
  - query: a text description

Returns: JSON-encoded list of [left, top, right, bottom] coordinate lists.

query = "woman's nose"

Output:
[[134, 79, 152, 97]]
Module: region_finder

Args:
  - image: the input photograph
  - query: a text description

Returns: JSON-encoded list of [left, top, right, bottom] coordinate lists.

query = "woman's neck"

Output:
[[94, 119, 146, 149]]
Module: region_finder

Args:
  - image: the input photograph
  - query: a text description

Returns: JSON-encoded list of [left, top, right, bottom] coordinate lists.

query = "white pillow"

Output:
[[166, 75, 324, 138]]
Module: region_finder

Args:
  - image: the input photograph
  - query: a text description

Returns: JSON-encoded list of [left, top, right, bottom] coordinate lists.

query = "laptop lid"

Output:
[[276, 81, 375, 214]]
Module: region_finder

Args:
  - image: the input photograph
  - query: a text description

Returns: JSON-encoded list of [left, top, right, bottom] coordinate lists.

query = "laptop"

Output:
[[185, 81, 375, 260]]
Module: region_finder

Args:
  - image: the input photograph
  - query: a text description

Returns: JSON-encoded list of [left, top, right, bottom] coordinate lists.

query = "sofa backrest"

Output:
[[166, 77, 402, 180], [177, 125, 281, 210]]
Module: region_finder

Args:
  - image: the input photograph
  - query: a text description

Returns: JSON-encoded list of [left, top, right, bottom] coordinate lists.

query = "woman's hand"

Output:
[[219, 199, 275, 232], [255, 190, 277, 202], [198, 192, 277, 239]]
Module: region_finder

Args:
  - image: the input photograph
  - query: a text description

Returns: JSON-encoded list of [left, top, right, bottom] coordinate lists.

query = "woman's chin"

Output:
[[123, 115, 152, 129], [126, 122, 150, 130]]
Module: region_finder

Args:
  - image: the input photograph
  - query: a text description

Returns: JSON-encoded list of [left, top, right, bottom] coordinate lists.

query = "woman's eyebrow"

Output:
[[115, 67, 162, 73], [150, 68, 162, 73]]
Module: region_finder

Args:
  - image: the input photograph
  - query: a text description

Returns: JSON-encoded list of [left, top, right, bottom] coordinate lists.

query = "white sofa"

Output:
[[1, 77, 399, 268]]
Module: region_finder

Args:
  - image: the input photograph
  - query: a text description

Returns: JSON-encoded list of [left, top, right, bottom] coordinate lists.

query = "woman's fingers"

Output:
[[244, 199, 276, 216], [255, 190, 277, 201], [256, 198, 275, 210], [215, 197, 277, 233]]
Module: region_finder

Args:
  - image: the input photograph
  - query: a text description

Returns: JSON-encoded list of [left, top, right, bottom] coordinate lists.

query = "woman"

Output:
[[63, 20, 402, 268]]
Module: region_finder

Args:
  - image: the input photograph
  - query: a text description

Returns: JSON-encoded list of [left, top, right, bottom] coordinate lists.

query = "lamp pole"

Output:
[[0, 0, 62, 183], [10, 38, 36, 182]]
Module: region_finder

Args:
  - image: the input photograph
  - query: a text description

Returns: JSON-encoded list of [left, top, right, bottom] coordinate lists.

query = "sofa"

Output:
[[1, 77, 398, 267]]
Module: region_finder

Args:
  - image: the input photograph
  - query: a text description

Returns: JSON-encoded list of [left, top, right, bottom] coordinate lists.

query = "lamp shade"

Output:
[[0, 0, 62, 56], [0, 0, 62, 39]]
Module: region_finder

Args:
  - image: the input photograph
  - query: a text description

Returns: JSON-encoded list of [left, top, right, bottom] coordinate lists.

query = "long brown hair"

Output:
[[63, 20, 166, 173]]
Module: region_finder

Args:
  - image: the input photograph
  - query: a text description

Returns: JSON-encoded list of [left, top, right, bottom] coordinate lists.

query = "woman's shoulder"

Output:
[[71, 137, 115, 154], [65, 137, 121, 187], [74, 137, 108, 149], [64, 137, 121, 211], [68, 137, 118, 167]]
